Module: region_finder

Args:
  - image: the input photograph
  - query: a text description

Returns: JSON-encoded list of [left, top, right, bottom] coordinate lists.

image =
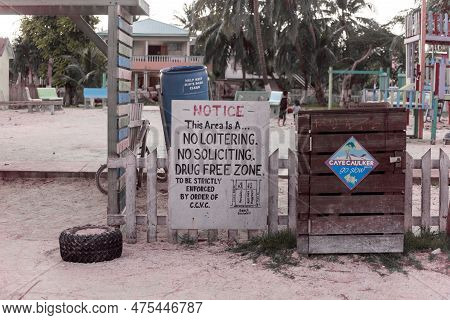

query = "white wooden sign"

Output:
[[169, 100, 270, 229]]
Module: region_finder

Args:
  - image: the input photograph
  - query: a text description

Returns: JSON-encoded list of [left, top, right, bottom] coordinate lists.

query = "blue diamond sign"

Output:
[[325, 136, 379, 190]]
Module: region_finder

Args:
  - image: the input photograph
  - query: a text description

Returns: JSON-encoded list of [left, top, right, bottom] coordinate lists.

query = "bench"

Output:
[[36, 87, 64, 114], [83, 88, 107, 108]]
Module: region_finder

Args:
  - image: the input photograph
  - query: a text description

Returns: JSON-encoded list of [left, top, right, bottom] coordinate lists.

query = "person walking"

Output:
[[278, 90, 289, 127]]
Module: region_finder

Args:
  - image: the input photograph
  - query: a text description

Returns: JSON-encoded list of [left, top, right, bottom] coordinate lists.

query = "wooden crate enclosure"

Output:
[[297, 108, 408, 254]]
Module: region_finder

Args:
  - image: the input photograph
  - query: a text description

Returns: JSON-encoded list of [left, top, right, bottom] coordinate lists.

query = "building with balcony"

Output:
[[98, 18, 204, 95]]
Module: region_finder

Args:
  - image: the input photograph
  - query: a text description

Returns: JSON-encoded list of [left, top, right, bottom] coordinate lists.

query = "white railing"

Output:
[[132, 55, 204, 64]]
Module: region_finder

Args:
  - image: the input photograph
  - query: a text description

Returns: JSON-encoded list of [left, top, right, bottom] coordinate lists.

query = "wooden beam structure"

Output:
[[69, 16, 108, 56], [0, 0, 149, 225], [0, 0, 148, 15]]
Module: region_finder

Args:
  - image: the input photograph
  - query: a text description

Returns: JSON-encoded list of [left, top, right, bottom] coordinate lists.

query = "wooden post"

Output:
[[166, 148, 177, 243], [431, 98, 438, 144], [107, 4, 120, 220], [288, 148, 298, 234], [125, 153, 137, 243], [439, 148, 449, 233], [268, 149, 279, 234], [421, 149, 431, 230], [418, 0, 427, 139], [405, 152, 414, 232], [328, 67, 333, 110], [147, 148, 157, 242], [228, 229, 239, 242]]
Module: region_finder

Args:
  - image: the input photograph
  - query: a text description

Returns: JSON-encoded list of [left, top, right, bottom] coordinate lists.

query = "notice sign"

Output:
[[169, 100, 270, 229], [325, 136, 379, 190]]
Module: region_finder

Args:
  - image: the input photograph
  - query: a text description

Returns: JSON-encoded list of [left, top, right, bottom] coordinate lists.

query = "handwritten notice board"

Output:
[[169, 100, 270, 229]]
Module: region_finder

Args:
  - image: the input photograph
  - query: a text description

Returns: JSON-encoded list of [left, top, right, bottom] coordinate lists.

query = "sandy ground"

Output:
[[0, 178, 449, 300]]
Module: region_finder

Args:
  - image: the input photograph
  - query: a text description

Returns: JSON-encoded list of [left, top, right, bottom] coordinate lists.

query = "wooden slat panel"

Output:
[[297, 194, 309, 234], [439, 149, 449, 232], [308, 152, 405, 174], [116, 104, 130, 116], [118, 30, 133, 47], [118, 115, 130, 128], [298, 135, 310, 153], [421, 149, 431, 229], [117, 6, 133, 24], [118, 80, 131, 92], [297, 114, 310, 133], [288, 149, 298, 233], [117, 68, 132, 80], [118, 55, 131, 69], [310, 215, 404, 235], [118, 43, 132, 58], [309, 195, 404, 214], [404, 152, 414, 231], [310, 111, 406, 133], [116, 137, 129, 154], [308, 174, 404, 194], [117, 127, 128, 141], [311, 132, 406, 153], [117, 16, 132, 35], [118, 92, 131, 104], [309, 235, 404, 254], [298, 175, 310, 194]]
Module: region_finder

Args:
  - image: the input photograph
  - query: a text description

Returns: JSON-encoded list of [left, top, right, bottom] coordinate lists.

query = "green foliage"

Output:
[[229, 230, 298, 276], [404, 229, 449, 254]]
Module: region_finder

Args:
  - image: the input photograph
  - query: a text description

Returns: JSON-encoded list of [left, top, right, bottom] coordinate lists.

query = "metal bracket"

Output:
[[390, 156, 402, 164]]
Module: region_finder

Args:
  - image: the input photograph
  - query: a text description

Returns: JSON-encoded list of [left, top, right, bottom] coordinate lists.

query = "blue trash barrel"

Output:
[[160, 65, 209, 145]]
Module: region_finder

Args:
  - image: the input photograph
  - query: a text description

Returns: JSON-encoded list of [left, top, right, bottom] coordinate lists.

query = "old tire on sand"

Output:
[[59, 225, 122, 263]]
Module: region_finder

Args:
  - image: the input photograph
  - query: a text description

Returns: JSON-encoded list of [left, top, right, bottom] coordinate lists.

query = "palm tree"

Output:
[[252, 0, 269, 88]]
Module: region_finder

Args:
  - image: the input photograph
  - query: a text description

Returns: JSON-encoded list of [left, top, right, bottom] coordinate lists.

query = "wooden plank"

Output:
[[118, 43, 132, 58], [107, 4, 120, 220], [297, 235, 309, 254], [118, 80, 131, 92], [288, 149, 298, 233], [298, 135, 310, 153], [117, 68, 132, 80], [404, 152, 414, 232], [308, 174, 405, 194], [117, 104, 130, 116], [311, 132, 406, 153], [118, 55, 131, 69], [117, 16, 132, 35], [309, 195, 404, 214], [116, 137, 129, 154], [308, 152, 405, 174], [125, 154, 137, 243], [117, 5, 133, 24], [309, 215, 404, 235], [297, 114, 310, 133], [118, 29, 133, 47], [439, 148, 449, 232], [421, 149, 431, 229], [268, 149, 279, 234], [147, 148, 157, 242], [118, 115, 130, 128], [309, 235, 404, 254], [118, 92, 131, 104], [117, 127, 128, 141], [297, 194, 309, 234], [310, 111, 406, 133]]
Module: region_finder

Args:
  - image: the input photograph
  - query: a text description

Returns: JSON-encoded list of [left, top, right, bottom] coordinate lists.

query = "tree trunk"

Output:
[[340, 47, 373, 108], [252, 0, 269, 90], [313, 75, 326, 105]]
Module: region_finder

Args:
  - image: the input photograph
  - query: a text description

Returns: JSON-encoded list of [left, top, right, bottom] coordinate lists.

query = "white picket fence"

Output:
[[108, 148, 449, 244]]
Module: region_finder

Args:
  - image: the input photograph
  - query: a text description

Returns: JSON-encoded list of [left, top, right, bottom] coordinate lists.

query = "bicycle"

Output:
[[95, 120, 150, 195]]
